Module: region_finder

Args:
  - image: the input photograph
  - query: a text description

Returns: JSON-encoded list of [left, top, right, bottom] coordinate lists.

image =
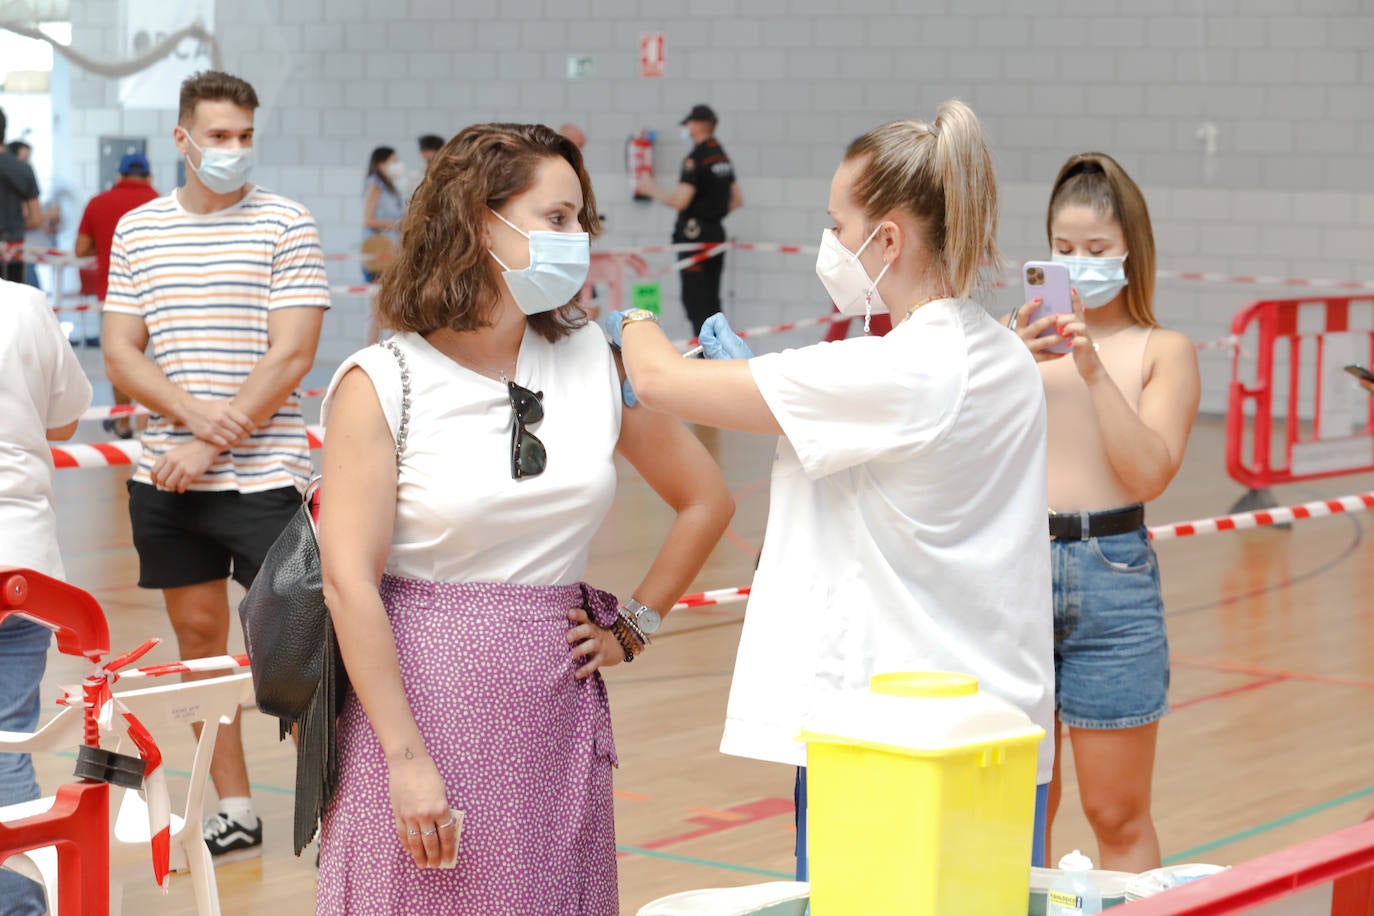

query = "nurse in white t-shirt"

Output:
[[614, 101, 1055, 877]]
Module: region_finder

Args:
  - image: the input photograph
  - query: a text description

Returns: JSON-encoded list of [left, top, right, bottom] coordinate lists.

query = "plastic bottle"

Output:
[[1047, 850, 1103, 915]]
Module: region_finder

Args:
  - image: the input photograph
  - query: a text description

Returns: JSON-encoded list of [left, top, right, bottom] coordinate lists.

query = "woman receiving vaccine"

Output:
[[1009, 152, 1200, 871], [612, 100, 1056, 876]]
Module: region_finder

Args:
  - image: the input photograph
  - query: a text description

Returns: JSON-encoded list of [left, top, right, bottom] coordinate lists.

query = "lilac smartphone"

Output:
[[1022, 260, 1073, 355]]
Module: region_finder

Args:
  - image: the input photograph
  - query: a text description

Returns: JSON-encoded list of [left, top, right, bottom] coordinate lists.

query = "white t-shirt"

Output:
[[322, 323, 622, 585], [0, 280, 94, 579], [728, 298, 1056, 783]]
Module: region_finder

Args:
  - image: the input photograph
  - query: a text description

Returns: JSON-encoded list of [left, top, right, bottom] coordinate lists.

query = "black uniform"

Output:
[[672, 137, 735, 335], [0, 148, 39, 284]]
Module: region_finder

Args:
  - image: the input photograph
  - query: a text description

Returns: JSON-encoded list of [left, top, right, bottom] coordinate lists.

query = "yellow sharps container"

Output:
[[800, 672, 1045, 915]]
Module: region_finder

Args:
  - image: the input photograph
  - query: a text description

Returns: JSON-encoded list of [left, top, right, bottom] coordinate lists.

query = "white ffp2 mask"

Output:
[[814, 225, 890, 330]]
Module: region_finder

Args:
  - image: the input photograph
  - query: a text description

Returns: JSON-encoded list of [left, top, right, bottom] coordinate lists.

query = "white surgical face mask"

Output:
[[1052, 252, 1128, 309], [182, 131, 254, 195], [814, 225, 890, 331], [383, 160, 407, 183], [680, 126, 693, 146], [488, 208, 590, 315]]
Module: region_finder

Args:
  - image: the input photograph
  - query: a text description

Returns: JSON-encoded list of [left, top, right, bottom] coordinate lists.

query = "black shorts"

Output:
[[126, 481, 301, 590]]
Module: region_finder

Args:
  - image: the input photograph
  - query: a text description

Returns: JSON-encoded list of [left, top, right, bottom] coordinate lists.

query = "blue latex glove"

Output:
[[603, 311, 639, 406], [699, 312, 754, 359], [604, 310, 629, 350]]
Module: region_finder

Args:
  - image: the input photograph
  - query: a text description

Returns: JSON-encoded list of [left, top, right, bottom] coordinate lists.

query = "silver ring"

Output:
[[421, 826, 438, 837], [406, 829, 419, 836]]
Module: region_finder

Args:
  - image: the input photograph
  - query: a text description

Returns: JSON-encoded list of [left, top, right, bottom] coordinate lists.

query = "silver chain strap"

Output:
[[382, 339, 411, 469]]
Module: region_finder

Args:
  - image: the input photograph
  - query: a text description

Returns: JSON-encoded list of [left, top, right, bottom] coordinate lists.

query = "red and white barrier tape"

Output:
[[117, 652, 251, 681], [1147, 490, 1374, 541], [79, 388, 328, 423], [1, 242, 95, 269], [51, 425, 325, 468], [56, 638, 172, 889]]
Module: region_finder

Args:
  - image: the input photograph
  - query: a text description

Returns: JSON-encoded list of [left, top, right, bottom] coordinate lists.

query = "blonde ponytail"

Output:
[[844, 99, 1000, 300], [931, 100, 1000, 299]]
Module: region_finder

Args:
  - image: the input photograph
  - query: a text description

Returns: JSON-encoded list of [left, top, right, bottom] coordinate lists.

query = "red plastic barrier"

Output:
[[1227, 296, 1374, 489], [1115, 819, 1374, 914], [0, 569, 114, 916]]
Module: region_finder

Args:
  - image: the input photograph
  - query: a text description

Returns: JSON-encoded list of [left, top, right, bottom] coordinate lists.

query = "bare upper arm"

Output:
[[729, 182, 743, 211], [318, 367, 399, 593], [1137, 328, 1201, 470], [74, 234, 95, 258], [266, 306, 325, 361], [46, 420, 79, 441], [363, 182, 381, 221], [102, 312, 149, 354], [616, 395, 730, 514]]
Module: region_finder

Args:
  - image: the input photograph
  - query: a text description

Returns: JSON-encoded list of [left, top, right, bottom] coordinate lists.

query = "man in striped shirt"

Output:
[[103, 71, 329, 861]]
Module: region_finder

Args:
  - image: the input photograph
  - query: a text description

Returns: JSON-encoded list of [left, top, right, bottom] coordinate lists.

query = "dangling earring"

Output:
[[863, 289, 873, 335]]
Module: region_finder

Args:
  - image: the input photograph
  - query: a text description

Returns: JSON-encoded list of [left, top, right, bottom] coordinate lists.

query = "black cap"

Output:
[[680, 104, 718, 126]]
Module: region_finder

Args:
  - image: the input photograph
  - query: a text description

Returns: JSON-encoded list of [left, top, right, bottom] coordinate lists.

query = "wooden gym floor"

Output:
[[29, 405, 1374, 913]]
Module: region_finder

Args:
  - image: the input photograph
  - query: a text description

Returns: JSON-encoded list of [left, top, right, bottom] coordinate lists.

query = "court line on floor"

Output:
[[1163, 783, 1374, 864], [1174, 655, 1374, 691], [1164, 494, 1364, 619], [1170, 674, 1287, 711], [614, 845, 792, 879]]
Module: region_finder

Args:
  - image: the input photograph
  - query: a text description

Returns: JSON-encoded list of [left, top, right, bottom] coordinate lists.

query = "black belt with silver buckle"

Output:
[[1048, 504, 1145, 541]]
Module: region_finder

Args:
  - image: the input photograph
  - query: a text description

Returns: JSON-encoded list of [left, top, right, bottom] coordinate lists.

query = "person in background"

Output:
[[615, 100, 1055, 879], [362, 145, 406, 344], [0, 278, 94, 916], [75, 152, 159, 438], [557, 123, 586, 151], [636, 104, 743, 336], [102, 69, 330, 862], [1008, 152, 1200, 871], [0, 112, 41, 285], [418, 134, 444, 170], [6, 140, 55, 291]]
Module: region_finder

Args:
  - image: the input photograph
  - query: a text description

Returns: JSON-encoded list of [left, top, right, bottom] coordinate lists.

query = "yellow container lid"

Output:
[[800, 671, 1045, 759]]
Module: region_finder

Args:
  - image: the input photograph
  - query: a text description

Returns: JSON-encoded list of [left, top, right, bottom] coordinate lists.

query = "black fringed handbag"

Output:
[[238, 339, 410, 855]]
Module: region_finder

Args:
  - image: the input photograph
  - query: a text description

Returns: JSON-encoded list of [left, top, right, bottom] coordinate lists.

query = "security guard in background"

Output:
[[637, 104, 743, 335]]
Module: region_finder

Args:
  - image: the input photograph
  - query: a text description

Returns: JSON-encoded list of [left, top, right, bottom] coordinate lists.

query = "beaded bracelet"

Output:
[[609, 620, 638, 663]]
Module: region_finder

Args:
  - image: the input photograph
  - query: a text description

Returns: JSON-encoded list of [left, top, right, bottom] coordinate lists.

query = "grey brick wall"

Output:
[[65, 0, 1374, 410]]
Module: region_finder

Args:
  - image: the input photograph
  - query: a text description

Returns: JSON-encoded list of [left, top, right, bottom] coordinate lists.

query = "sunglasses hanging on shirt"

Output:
[[507, 380, 546, 480]]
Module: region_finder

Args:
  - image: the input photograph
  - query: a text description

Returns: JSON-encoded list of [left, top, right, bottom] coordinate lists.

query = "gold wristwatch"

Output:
[[621, 308, 660, 326]]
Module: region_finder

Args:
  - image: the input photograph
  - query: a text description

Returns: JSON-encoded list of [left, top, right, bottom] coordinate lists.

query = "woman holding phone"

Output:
[[1008, 152, 1200, 871], [612, 100, 1056, 877]]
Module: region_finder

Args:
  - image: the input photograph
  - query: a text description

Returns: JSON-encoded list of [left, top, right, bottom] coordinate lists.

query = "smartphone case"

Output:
[[1022, 260, 1073, 355]]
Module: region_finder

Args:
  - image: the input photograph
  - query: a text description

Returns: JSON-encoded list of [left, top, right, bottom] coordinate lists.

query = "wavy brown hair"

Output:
[[376, 123, 601, 342], [1047, 152, 1157, 327]]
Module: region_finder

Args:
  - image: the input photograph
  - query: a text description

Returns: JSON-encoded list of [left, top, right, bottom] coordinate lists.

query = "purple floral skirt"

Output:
[[316, 576, 621, 915]]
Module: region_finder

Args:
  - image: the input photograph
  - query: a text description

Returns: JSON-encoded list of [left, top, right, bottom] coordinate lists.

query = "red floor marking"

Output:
[[633, 797, 794, 853], [1172, 675, 1287, 710], [1174, 654, 1374, 691], [721, 477, 770, 559]]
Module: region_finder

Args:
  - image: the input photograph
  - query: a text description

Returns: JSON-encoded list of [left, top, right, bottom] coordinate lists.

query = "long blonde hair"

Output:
[[1047, 152, 1158, 327], [843, 100, 1000, 300]]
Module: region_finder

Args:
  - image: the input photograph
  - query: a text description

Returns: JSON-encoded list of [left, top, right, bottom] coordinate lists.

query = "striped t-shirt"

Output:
[[104, 186, 330, 493]]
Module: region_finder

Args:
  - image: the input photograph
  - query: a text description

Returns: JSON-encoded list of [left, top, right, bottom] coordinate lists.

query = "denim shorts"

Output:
[[1052, 526, 1170, 730]]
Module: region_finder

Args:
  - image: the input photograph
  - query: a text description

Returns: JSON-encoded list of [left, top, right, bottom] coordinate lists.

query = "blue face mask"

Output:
[[1052, 252, 1128, 309], [488, 209, 590, 315]]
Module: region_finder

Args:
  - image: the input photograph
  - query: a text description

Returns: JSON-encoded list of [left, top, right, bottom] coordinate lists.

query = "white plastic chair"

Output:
[[0, 672, 255, 916], [636, 881, 811, 915]]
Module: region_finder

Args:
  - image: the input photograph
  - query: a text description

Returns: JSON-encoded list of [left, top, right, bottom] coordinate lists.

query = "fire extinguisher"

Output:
[[627, 129, 655, 201]]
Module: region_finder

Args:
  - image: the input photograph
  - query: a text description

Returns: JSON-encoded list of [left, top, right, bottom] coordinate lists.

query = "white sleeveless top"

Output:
[[322, 323, 622, 585]]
